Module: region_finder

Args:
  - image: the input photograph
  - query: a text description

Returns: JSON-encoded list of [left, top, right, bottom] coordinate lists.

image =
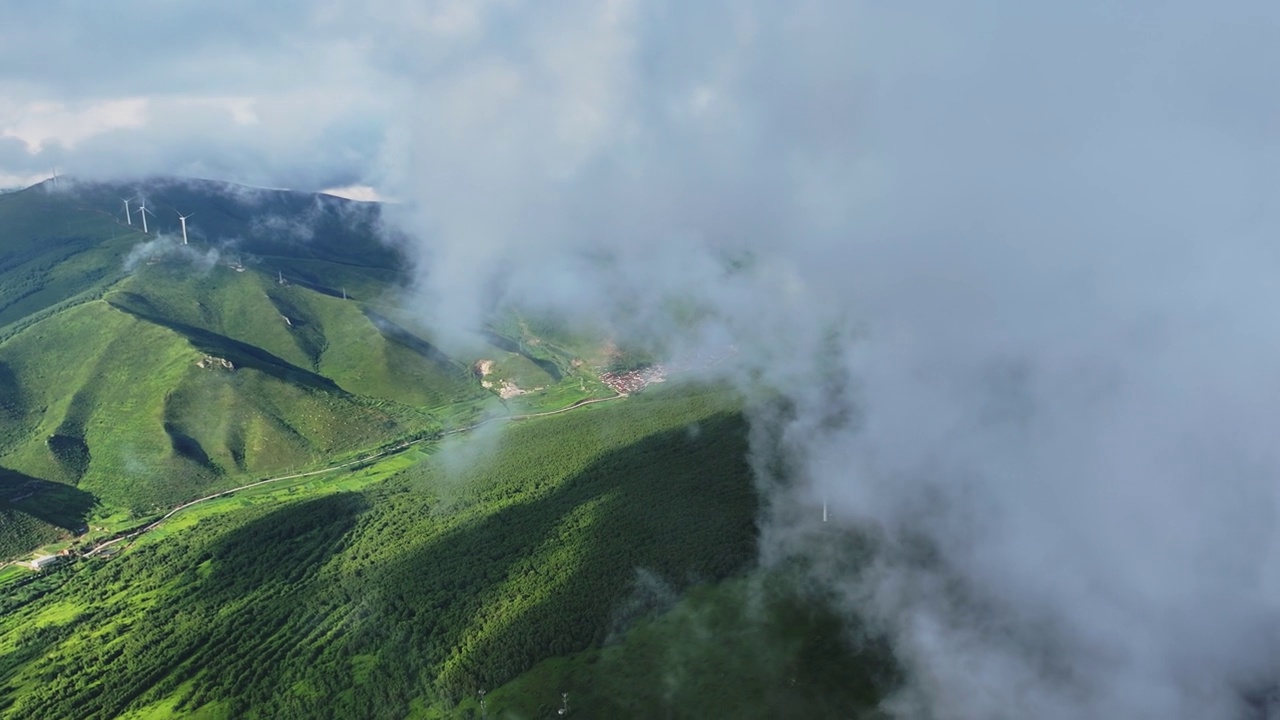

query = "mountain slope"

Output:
[[0, 185, 142, 334], [0, 294, 410, 514], [0, 178, 897, 718], [0, 177, 600, 558], [0, 387, 773, 720]]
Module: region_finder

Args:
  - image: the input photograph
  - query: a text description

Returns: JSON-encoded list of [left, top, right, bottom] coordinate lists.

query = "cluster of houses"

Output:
[[598, 344, 739, 396], [600, 364, 667, 395]]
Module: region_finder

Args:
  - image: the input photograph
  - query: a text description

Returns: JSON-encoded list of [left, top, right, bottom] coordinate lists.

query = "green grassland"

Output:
[[0, 187, 141, 336], [0, 386, 788, 719], [0, 294, 414, 513], [0, 179, 896, 719], [0, 179, 616, 560]]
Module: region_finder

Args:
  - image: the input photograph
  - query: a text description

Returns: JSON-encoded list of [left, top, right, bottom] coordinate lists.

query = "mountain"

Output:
[[0, 177, 894, 719], [0, 177, 607, 557]]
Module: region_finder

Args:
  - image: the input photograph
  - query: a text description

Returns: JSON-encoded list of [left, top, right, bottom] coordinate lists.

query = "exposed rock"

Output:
[[196, 355, 235, 371]]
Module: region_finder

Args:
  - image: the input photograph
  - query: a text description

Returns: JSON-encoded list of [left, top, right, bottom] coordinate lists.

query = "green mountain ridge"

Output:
[[0, 178, 601, 558], [0, 177, 896, 719]]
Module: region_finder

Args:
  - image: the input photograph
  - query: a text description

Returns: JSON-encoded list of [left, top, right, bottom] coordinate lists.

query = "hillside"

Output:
[[0, 178, 610, 559], [0, 386, 894, 719], [0, 388, 728, 715], [0, 177, 897, 719]]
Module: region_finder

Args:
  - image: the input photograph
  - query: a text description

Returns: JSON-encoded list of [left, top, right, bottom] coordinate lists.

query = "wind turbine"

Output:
[[176, 211, 193, 245], [50, 167, 59, 188], [121, 197, 134, 226], [137, 202, 154, 234]]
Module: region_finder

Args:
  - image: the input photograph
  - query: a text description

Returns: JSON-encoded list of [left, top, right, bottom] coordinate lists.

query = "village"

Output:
[[599, 364, 667, 395]]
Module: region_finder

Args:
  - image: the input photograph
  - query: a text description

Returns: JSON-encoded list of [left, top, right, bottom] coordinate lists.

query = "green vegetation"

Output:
[[0, 180, 613, 560], [477, 568, 899, 719], [0, 294, 412, 515], [0, 184, 139, 332], [0, 387, 774, 719], [0, 469, 94, 559], [0, 179, 896, 719]]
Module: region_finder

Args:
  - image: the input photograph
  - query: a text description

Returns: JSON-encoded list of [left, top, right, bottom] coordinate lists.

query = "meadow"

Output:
[[0, 181, 625, 561]]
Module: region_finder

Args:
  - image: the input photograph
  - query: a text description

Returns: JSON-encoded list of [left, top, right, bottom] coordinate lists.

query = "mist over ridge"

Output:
[[8, 2, 1280, 717], [372, 4, 1280, 718]]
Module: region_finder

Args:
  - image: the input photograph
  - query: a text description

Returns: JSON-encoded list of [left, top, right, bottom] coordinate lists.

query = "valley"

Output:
[[0, 178, 895, 719]]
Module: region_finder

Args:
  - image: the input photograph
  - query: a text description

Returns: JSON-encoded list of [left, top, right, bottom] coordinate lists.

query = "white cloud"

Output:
[[174, 96, 259, 126], [1, 97, 148, 153], [371, 3, 1280, 718], [0, 170, 52, 189], [319, 184, 386, 202], [6, 2, 1280, 717]]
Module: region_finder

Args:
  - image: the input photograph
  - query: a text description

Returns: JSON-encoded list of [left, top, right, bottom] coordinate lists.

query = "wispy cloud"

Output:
[[375, 3, 1280, 718], [11, 1, 1280, 716]]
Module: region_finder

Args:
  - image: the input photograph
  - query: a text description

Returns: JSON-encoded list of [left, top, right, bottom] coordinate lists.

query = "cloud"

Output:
[[320, 185, 386, 202], [0, 97, 148, 153], [124, 234, 220, 274], [0, 1, 396, 190], [11, 1, 1280, 717], [372, 2, 1280, 718]]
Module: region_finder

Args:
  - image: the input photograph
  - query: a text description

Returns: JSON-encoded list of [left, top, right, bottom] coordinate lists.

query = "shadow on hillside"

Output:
[[479, 329, 563, 381], [139, 410, 756, 718], [162, 422, 217, 471], [4, 493, 371, 720], [108, 293, 343, 393], [362, 309, 466, 374], [0, 466, 95, 532], [202, 492, 366, 599], [0, 361, 21, 420], [103, 410, 762, 720], [335, 410, 759, 712], [546, 568, 902, 720]]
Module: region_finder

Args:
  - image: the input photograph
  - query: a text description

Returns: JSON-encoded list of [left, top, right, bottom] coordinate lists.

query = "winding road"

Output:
[[82, 393, 625, 558]]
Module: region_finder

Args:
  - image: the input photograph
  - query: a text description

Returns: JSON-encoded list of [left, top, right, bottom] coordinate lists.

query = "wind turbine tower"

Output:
[[137, 202, 154, 234], [177, 211, 193, 245], [121, 198, 133, 226]]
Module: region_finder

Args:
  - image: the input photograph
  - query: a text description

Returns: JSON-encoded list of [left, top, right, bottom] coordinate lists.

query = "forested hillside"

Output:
[[0, 388, 778, 719], [0, 178, 896, 719]]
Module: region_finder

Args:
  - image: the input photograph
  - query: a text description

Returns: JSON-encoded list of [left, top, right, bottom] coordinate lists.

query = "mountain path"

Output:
[[83, 393, 623, 558]]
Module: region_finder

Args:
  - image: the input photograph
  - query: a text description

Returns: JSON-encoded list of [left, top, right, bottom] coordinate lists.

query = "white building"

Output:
[[29, 555, 62, 571]]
